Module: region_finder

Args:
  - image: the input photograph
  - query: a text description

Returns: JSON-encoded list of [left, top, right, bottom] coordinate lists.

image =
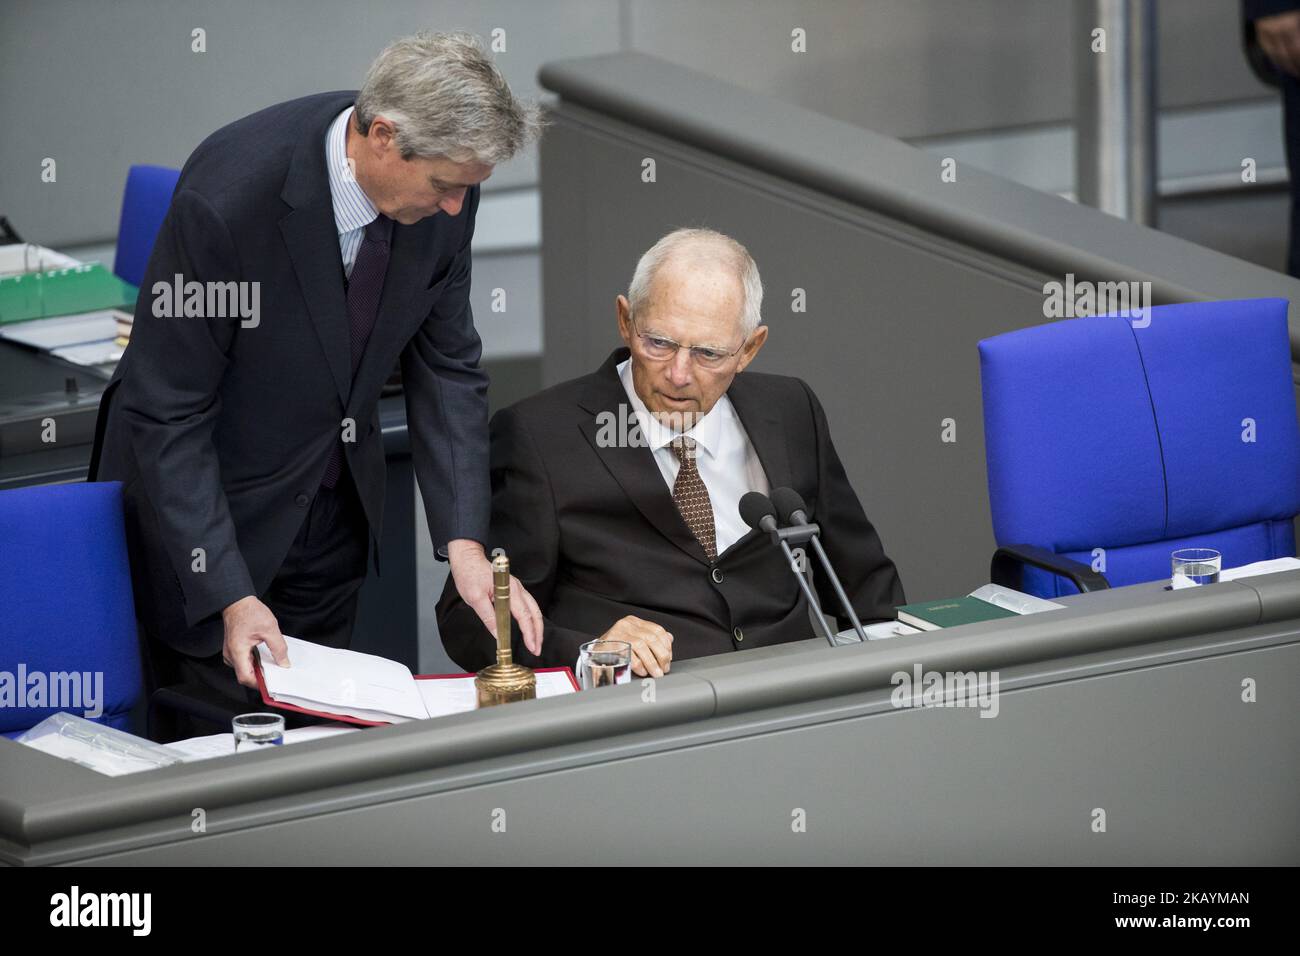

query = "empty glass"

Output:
[[1171, 548, 1221, 588], [233, 713, 285, 752]]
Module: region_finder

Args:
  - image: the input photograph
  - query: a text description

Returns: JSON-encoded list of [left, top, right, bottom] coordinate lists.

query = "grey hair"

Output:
[[353, 31, 541, 164], [627, 228, 764, 336]]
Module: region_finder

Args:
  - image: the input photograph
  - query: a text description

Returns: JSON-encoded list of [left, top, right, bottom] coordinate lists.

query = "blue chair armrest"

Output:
[[991, 544, 1111, 594]]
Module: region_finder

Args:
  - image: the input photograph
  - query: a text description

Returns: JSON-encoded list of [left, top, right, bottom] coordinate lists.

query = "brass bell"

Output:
[[474, 551, 537, 707]]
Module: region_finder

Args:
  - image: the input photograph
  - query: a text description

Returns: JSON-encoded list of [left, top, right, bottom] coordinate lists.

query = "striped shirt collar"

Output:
[[325, 106, 378, 236]]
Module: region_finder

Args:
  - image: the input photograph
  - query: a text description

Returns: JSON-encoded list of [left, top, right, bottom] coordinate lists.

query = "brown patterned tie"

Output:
[[671, 436, 717, 561]]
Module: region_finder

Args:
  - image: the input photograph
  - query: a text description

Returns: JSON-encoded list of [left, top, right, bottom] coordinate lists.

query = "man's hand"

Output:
[[1257, 10, 1300, 77], [447, 538, 544, 656], [222, 595, 290, 688], [599, 615, 673, 678]]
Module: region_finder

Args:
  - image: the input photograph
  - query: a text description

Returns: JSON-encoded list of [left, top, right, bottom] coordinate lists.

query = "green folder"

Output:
[[0, 263, 139, 324], [896, 596, 1019, 631]]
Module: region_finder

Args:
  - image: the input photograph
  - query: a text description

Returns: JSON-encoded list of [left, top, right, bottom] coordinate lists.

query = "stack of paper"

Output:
[[255, 636, 577, 726], [1219, 557, 1300, 581], [0, 308, 132, 366], [164, 725, 359, 762]]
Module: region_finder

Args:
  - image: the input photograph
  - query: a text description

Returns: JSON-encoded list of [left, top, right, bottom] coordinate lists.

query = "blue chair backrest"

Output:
[[979, 298, 1300, 597], [0, 482, 141, 735], [113, 164, 180, 288]]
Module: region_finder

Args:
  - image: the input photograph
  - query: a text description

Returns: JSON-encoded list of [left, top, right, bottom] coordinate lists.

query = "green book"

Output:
[[0, 263, 139, 324], [896, 596, 1019, 631]]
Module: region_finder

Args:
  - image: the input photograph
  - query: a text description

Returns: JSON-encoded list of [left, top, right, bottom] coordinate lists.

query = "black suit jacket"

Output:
[[437, 349, 905, 670], [1243, 0, 1300, 87], [96, 91, 491, 657]]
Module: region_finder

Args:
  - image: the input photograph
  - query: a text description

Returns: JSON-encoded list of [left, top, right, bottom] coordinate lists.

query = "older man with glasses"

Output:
[[438, 227, 904, 676]]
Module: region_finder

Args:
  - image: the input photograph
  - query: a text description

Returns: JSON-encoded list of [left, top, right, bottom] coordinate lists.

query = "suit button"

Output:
[[733, 626, 744, 642], [295, 493, 310, 507], [711, 567, 724, 584]]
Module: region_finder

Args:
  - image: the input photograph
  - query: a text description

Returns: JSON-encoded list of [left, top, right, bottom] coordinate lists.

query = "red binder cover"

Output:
[[252, 658, 579, 727]]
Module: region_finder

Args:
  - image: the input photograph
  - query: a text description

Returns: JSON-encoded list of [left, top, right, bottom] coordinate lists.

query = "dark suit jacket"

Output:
[[1243, 0, 1300, 87], [96, 91, 491, 657], [437, 349, 905, 670]]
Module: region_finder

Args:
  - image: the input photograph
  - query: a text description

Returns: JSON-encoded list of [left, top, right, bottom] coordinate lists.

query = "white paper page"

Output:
[[1220, 557, 1300, 582], [968, 583, 1066, 614], [163, 734, 237, 762], [0, 309, 120, 349], [415, 676, 479, 719], [22, 733, 162, 776], [51, 341, 125, 366], [286, 725, 360, 744], [863, 620, 922, 640], [536, 670, 578, 697], [257, 636, 428, 721], [164, 725, 359, 762], [415, 670, 576, 719]]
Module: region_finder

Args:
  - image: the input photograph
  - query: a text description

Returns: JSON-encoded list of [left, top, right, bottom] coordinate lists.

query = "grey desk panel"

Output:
[[699, 580, 1264, 717], [0, 674, 721, 856], [2, 577, 1297, 864], [24, 627, 1300, 866]]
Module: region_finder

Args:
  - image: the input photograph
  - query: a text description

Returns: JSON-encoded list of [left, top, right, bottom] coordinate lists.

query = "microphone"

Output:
[[739, 491, 838, 647], [738, 491, 779, 534], [770, 487, 869, 644]]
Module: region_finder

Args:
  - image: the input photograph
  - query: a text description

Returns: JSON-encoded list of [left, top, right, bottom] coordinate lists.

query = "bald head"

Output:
[[627, 228, 763, 336], [616, 228, 769, 426]]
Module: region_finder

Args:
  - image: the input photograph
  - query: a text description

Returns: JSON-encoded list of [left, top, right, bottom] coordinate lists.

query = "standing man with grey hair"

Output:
[[438, 228, 904, 676], [95, 32, 543, 736]]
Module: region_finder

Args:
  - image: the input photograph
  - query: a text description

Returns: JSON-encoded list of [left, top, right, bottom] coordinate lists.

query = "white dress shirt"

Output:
[[616, 359, 770, 555], [324, 107, 379, 277], [574, 363, 772, 676]]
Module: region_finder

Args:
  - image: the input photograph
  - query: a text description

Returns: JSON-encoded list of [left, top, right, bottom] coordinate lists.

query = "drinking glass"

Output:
[[233, 713, 285, 752], [1171, 548, 1221, 588], [578, 640, 632, 689]]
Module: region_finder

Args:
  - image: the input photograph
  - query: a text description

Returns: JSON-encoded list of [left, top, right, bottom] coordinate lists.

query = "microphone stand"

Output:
[[761, 519, 841, 647], [771, 489, 870, 644], [804, 533, 869, 643]]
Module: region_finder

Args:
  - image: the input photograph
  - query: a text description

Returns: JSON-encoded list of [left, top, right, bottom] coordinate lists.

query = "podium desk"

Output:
[[2, 573, 1297, 865]]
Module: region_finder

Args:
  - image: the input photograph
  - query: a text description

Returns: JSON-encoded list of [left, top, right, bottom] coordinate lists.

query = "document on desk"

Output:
[[164, 725, 359, 762], [0, 307, 132, 366], [415, 670, 580, 718], [0, 309, 122, 348], [255, 636, 578, 726], [1219, 557, 1300, 581]]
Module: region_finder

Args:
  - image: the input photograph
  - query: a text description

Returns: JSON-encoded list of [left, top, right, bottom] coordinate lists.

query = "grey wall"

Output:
[[0, 0, 1276, 246], [0, 0, 620, 245], [627, 0, 1269, 138]]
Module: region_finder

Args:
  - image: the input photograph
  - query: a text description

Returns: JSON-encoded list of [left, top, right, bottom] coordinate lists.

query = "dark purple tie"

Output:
[[321, 214, 393, 489]]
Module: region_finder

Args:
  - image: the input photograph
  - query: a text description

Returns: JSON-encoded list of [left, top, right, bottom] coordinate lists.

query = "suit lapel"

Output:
[[278, 95, 356, 408], [577, 351, 712, 567], [726, 373, 794, 498]]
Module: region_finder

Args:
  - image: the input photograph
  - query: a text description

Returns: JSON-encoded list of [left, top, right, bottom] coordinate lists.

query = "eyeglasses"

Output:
[[630, 314, 747, 370]]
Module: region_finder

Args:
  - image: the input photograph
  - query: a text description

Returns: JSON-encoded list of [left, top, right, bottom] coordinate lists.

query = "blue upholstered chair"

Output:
[[978, 298, 1300, 597], [113, 164, 180, 288], [0, 482, 142, 737]]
